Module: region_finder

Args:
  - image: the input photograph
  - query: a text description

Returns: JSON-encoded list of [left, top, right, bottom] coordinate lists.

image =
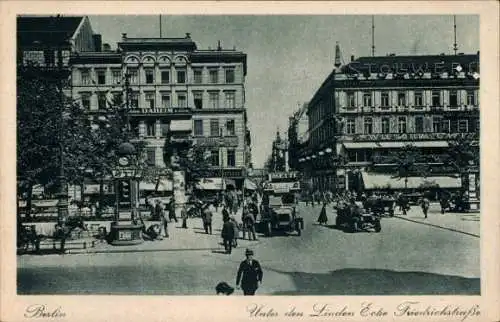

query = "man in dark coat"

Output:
[[236, 249, 263, 295], [168, 200, 178, 223], [221, 218, 235, 254], [242, 206, 257, 241], [202, 203, 213, 234], [222, 206, 230, 223]]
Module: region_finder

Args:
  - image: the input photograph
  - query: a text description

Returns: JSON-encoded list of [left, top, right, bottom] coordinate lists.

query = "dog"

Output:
[[215, 281, 234, 295]]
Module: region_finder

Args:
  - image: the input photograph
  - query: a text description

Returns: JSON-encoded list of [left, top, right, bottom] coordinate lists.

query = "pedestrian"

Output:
[[421, 197, 430, 219], [158, 202, 169, 238], [221, 217, 235, 254], [202, 203, 213, 234], [222, 206, 230, 223], [236, 249, 263, 296], [181, 205, 188, 229], [168, 200, 178, 223], [242, 206, 257, 241], [230, 216, 240, 248], [317, 202, 328, 225]]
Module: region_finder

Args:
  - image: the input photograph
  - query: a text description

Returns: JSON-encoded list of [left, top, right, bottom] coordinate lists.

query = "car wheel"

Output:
[[266, 222, 272, 236], [295, 222, 301, 236]]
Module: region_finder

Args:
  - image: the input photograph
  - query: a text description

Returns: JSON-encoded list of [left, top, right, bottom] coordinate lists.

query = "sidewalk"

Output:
[[65, 208, 256, 254], [393, 204, 480, 237]]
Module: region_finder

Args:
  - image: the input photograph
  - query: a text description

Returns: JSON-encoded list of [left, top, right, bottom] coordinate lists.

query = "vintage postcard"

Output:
[[1, 1, 499, 322]]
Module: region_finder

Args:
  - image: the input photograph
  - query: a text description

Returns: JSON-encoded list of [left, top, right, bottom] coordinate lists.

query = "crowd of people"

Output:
[[303, 187, 470, 223], [135, 190, 263, 254]]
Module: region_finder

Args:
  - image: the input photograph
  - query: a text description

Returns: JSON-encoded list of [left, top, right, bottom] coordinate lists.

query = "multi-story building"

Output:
[[18, 15, 98, 68], [70, 33, 250, 191], [17, 15, 101, 200], [295, 49, 480, 208]]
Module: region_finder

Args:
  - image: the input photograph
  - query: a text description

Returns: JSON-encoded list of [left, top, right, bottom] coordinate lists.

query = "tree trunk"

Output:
[[25, 181, 33, 221], [97, 178, 104, 219]]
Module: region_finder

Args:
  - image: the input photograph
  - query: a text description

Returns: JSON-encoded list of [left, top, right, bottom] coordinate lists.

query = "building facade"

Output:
[[70, 33, 250, 189], [294, 51, 480, 204]]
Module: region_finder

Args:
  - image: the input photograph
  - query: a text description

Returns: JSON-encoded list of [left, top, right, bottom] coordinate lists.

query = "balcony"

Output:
[[194, 136, 239, 147], [341, 132, 479, 142]]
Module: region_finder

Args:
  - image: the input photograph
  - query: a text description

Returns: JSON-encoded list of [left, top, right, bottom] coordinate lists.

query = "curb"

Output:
[[393, 215, 480, 238]]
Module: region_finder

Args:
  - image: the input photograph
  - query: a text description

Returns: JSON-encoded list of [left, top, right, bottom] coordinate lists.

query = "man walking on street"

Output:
[[242, 206, 257, 241], [236, 249, 263, 295], [421, 197, 430, 219], [202, 203, 213, 234], [221, 217, 235, 254], [181, 205, 188, 229], [168, 200, 178, 223]]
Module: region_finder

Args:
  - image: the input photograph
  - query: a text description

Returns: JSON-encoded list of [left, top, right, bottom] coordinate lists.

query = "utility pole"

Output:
[[453, 15, 458, 55], [371, 16, 375, 57], [159, 15, 162, 38]]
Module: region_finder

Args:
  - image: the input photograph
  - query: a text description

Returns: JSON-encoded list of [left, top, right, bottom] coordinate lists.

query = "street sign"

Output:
[[118, 179, 131, 208]]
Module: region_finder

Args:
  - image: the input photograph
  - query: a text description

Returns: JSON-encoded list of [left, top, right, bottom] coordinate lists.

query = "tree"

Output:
[[373, 144, 431, 189], [442, 134, 480, 193], [161, 132, 212, 192], [17, 64, 95, 219], [444, 134, 479, 176]]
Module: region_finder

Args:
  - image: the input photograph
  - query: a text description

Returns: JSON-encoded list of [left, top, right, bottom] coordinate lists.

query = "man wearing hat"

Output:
[[236, 248, 263, 295]]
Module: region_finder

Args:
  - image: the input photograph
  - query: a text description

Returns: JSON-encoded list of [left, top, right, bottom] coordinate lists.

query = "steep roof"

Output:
[[17, 16, 84, 48]]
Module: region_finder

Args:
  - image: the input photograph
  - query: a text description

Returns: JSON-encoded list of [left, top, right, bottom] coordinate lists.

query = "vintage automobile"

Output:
[[363, 196, 395, 217], [336, 201, 381, 233], [260, 193, 303, 236]]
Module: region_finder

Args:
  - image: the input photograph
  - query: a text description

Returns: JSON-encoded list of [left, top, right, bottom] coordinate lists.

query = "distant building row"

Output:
[[17, 15, 252, 198]]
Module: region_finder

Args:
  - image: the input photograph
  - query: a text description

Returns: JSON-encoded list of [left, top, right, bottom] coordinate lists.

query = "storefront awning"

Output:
[[361, 172, 461, 190], [377, 141, 449, 148], [244, 178, 257, 190], [170, 120, 192, 132], [343, 142, 380, 149], [139, 179, 173, 191], [195, 178, 236, 190]]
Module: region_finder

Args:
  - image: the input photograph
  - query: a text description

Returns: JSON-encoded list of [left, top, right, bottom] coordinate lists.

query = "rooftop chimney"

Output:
[[217, 40, 222, 51], [102, 43, 111, 52], [122, 33, 127, 40], [334, 42, 341, 68], [185, 32, 191, 38], [351, 55, 355, 62]]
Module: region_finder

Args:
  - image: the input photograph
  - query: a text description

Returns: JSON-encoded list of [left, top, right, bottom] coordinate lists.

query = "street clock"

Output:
[[118, 157, 130, 166]]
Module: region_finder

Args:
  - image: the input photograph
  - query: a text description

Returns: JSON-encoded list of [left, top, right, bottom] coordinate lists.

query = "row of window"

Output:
[[344, 117, 476, 135], [194, 119, 236, 136], [144, 148, 237, 167], [344, 89, 478, 108], [78, 67, 236, 86], [111, 119, 238, 138], [80, 91, 237, 110]]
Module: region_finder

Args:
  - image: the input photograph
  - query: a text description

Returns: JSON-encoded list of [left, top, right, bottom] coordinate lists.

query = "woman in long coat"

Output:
[[317, 202, 328, 225]]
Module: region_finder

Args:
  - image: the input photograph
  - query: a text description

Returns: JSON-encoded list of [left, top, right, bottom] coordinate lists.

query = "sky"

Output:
[[87, 15, 479, 168]]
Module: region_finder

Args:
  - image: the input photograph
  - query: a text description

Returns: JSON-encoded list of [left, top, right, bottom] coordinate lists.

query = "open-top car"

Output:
[[336, 201, 381, 233]]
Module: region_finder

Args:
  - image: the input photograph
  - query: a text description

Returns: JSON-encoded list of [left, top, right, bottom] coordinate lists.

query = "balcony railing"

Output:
[[194, 136, 239, 147], [341, 132, 479, 142]]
